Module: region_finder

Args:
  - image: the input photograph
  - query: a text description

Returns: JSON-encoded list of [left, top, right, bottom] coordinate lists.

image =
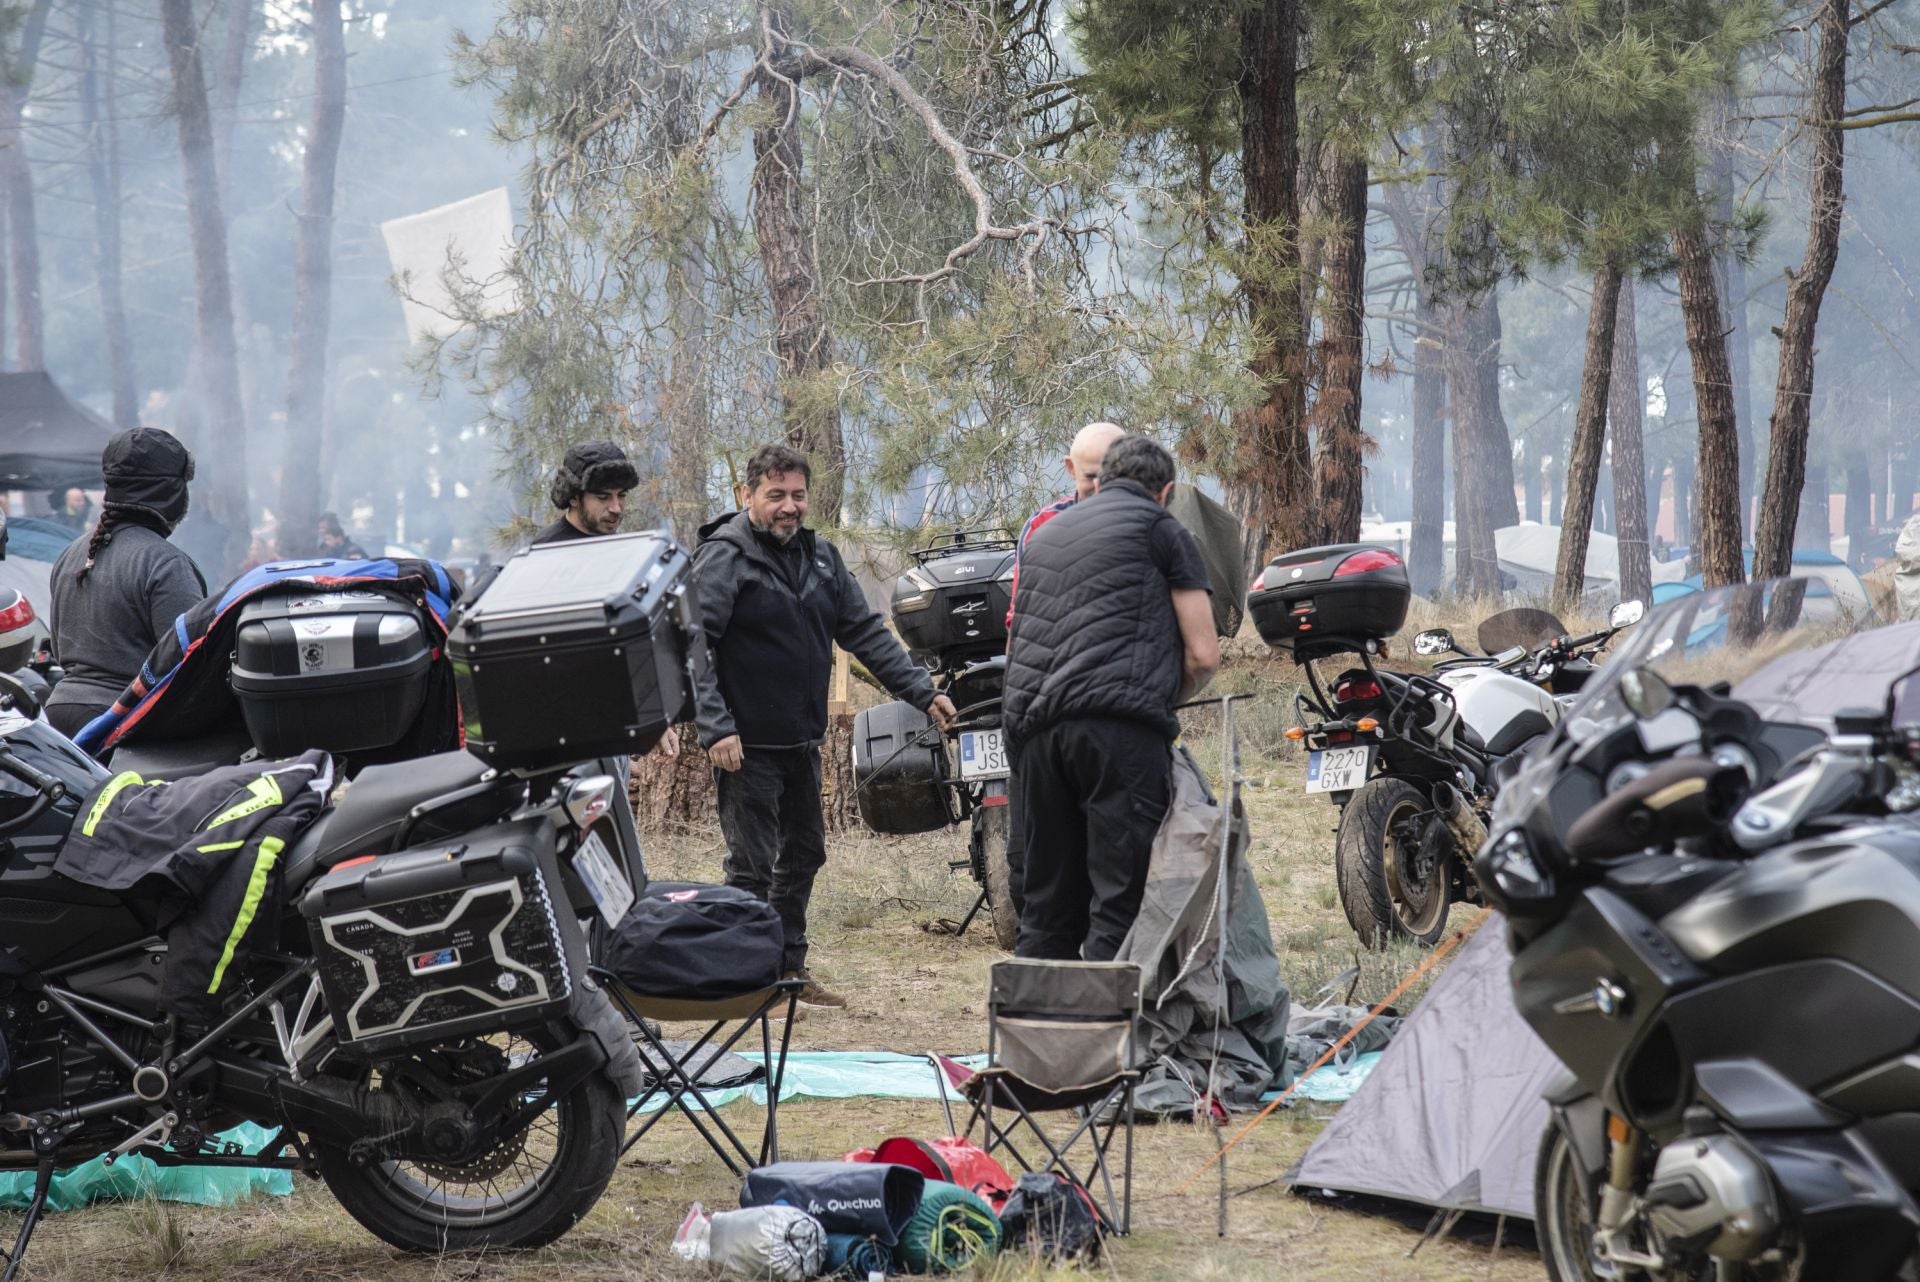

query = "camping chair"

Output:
[[588, 968, 807, 1177], [949, 959, 1142, 1235]]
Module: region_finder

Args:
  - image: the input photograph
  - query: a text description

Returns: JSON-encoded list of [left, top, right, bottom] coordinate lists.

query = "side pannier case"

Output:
[[851, 700, 952, 835], [1249, 544, 1410, 660], [448, 532, 709, 768]]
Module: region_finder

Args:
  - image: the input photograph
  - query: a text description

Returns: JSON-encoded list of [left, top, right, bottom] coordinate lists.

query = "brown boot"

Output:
[[784, 969, 848, 1008]]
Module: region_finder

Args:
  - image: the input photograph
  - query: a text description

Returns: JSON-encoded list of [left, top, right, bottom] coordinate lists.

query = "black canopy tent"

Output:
[[0, 372, 116, 490]]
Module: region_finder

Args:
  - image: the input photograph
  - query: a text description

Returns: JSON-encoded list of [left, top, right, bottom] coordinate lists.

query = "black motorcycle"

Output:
[[1477, 577, 1920, 1280], [852, 531, 1019, 948], [0, 532, 707, 1280]]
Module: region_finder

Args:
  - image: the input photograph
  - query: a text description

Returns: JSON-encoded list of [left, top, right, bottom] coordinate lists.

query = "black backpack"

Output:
[[997, 1171, 1102, 1262], [603, 882, 784, 999]]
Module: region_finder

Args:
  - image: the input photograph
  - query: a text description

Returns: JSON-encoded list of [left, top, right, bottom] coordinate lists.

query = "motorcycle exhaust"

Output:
[[1431, 781, 1488, 855]]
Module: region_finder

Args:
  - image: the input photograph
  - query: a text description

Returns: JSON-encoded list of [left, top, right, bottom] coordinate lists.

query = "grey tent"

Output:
[[1287, 915, 1560, 1219], [0, 372, 116, 490], [1166, 484, 1247, 639]]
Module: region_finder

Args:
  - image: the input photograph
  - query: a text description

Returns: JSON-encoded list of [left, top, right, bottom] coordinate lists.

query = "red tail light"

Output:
[[1333, 549, 1402, 577], [0, 594, 35, 633], [1324, 729, 1355, 745], [1333, 676, 1383, 705], [1250, 569, 1267, 591]]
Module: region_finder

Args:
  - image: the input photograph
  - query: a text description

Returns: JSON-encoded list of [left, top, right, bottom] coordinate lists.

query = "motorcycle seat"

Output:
[[282, 750, 506, 889], [107, 730, 257, 782]]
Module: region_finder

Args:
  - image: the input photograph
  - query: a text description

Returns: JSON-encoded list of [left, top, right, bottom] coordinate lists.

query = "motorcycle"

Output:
[[0, 534, 708, 1280], [1478, 577, 1920, 1281], [1288, 599, 1643, 947], [854, 530, 1019, 948]]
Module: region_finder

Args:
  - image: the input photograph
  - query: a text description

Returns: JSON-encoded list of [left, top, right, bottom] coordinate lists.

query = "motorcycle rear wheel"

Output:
[[314, 1030, 624, 1254], [1335, 776, 1451, 948], [972, 804, 1019, 951]]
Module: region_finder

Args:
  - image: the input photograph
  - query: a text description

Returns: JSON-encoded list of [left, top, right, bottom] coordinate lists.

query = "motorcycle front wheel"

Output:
[[1536, 1122, 1607, 1282], [1334, 776, 1451, 947], [314, 1029, 624, 1254]]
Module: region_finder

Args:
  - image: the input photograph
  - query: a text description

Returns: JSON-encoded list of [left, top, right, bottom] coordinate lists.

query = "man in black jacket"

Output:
[[692, 444, 955, 1006], [1004, 435, 1220, 961]]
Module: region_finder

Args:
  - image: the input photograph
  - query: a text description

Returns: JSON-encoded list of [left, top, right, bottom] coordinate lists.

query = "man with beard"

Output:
[[47, 429, 207, 737], [692, 444, 956, 1008], [535, 440, 638, 544]]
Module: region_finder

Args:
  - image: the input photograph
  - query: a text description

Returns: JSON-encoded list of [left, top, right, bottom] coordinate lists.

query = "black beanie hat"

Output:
[[102, 428, 194, 527], [550, 440, 639, 510]]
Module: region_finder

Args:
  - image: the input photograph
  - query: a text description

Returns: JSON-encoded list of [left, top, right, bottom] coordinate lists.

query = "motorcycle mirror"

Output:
[[0, 672, 41, 721], [1610, 599, 1647, 630], [1413, 628, 1456, 657], [1620, 666, 1675, 720]]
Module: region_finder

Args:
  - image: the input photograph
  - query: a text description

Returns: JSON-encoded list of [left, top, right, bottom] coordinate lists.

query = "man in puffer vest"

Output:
[[55, 752, 332, 1028], [1003, 436, 1220, 960]]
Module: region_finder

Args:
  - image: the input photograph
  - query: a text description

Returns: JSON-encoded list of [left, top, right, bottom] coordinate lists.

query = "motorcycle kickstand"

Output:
[[0, 1156, 56, 1282], [936, 889, 989, 938]]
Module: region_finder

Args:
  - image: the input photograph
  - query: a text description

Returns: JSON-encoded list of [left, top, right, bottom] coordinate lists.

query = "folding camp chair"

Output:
[[952, 959, 1141, 1235], [589, 968, 806, 1177]]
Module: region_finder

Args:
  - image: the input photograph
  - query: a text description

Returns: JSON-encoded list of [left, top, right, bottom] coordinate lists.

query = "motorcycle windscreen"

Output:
[[1733, 619, 1920, 731], [1476, 607, 1567, 655]]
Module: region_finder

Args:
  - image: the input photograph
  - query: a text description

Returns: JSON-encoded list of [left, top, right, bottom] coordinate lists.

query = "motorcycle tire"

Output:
[[1334, 776, 1451, 948], [974, 804, 1019, 951], [1535, 1122, 1607, 1282], [314, 1031, 625, 1254]]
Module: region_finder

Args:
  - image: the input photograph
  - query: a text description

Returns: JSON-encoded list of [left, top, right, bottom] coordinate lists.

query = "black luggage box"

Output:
[[852, 699, 952, 835], [1250, 544, 1410, 660], [891, 533, 1016, 667], [300, 820, 574, 1058], [448, 532, 708, 769], [230, 591, 433, 755]]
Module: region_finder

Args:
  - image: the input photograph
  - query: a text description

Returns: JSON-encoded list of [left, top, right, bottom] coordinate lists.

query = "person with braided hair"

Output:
[[46, 429, 207, 739]]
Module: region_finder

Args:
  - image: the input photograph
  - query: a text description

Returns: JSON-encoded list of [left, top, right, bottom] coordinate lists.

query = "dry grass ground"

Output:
[[21, 651, 1548, 1281]]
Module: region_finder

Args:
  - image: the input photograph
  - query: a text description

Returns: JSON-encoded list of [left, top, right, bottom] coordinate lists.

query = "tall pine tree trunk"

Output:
[[1553, 263, 1623, 614], [81, 10, 137, 426], [1232, 0, 1313, 554], [1469, 294, 1519, 530], [1409, 326, 1445, 594], [277, 0, 346, 559], [661, 85, 711, 543], [161, 0, 247, 563], [1710, 90, 1754, 526], [1610, 279, 1651, 606], [1796, 463, 1829, 551], [1, 0, 52, 371], [1752, 0, 1847, 587], [751, 36, 844, 522], [1446, 299, 1500, 595], [1523, 436, 1542, 525], [1309, 152, 1367, 545], [1673, 216, 1744, 589]]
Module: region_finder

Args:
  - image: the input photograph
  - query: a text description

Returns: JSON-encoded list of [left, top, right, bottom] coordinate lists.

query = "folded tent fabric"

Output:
[[824, 1233, 893, 1277], [740, 1161, 925, 1246], [894, 1180, 1001, 1274]]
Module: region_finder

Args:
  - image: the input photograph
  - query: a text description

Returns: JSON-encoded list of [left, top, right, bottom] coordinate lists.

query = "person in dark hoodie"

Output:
[[535, 440, 640, 544], [47, 429, 207, 738], [692, 443, 956, 1008]]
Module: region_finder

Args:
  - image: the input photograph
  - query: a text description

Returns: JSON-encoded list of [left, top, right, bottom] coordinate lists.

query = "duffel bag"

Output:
[[604, 882, 783, 1000], [849, 1137, 1014, 1211], [741, 1161, 925, 1246]]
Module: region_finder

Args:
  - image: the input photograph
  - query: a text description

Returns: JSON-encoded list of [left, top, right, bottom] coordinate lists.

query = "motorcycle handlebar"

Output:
[[0, 745, 64, 799]]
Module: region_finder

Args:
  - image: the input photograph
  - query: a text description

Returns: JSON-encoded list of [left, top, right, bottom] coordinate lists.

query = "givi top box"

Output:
[[1250, 544, 1410, 660], [889, 532, 1016, 668], [230, 591, 433, 756], [448, 532, 709, 768]]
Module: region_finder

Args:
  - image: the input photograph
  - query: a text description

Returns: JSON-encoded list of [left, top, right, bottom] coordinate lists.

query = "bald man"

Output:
[[1007, 423, 1126, 628], [998, 423, 1125, 932]]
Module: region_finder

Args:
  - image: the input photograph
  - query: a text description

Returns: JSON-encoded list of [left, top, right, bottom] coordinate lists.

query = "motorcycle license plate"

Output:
[[573, 830, 635, 925], [1305, 746, 1372, 793], [958, 729, 1009, 781]]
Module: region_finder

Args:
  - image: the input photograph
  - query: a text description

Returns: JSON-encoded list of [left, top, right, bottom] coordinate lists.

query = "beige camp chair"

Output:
[[957, 959, 1141, 1235]]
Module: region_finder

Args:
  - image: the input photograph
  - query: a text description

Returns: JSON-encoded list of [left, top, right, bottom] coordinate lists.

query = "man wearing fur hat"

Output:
[[47, 429, 207, 738], [536, 440, 640, 544]]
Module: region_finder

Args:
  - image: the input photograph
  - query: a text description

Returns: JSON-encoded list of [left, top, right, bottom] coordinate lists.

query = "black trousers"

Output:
[[1014, 717, 1172, 962], [46, 702, 106, 740], [716, 746, 826, 974]]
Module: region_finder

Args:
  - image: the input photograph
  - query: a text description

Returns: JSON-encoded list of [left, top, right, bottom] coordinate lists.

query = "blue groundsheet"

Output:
[[0, 1050, 1379, 1212]]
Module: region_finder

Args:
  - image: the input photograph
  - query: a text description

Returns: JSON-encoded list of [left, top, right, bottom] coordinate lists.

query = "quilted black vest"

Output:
[[1004, 479, 1187, 744]]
